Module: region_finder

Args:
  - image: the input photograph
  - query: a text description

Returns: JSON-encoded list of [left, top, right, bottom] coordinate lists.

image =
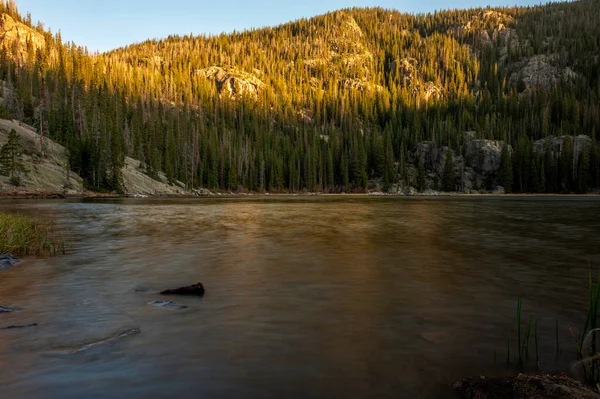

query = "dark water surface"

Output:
[[1, 197, 600, 398]]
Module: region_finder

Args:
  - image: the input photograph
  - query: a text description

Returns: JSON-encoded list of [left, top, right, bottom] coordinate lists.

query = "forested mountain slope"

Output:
[[0, 0, 599, 194]]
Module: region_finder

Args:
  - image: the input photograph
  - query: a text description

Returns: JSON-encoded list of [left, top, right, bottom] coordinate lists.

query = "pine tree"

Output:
[[591, 133, 599, 190], [0, 128, 26, 185], [442, 148, 454, 192], [416, 155, 426, 192], [500, 143, 513, 193]]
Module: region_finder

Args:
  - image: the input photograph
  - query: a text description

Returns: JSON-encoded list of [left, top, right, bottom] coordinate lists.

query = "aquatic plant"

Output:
[[0, 212, 65, 256], [570, 270, 600, 386], [507, 292, 539, 367]]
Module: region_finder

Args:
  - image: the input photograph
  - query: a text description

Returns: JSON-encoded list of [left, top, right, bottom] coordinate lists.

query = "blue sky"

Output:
[[14, 0, 545, 52]]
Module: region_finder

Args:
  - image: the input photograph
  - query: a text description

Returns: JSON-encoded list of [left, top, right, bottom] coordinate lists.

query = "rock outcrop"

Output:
[[450, 10, 516, 46], [0, 118, 186, 197], [508, 55, 579, 92], [409, 133, 510, 193], [454, 374, 600, 399], [0, 14, 46, 63], [391, 57, 418, 86], [0, 254, 20, 270], [0, 119, 84, 195], [197, 66, 265, 100], [463, 138, 508, 175], [341, 78, 383, 92], [160, 283, 205, 297], [122, 157, 186, 197], [534, 135, 592, 155]]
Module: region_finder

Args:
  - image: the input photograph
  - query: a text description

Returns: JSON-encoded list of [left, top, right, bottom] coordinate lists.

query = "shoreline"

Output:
[[1, 190, 600, 200]]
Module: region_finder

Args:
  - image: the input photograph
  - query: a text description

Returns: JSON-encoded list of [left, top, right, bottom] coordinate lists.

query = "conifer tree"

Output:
[[442, 149, 454, 192], [0, 128, 26, 185], [500, 143, 513, 193], [417, 155, 426, 192]]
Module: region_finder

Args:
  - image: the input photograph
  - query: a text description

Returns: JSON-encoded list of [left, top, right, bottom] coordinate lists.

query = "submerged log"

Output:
[[454, 373, 600, 399], [1, 323, 38, 330], [49, 328, 141, 355], [160, 283, 205, 297]]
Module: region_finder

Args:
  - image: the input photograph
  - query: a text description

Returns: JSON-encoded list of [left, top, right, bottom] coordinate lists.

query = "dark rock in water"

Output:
[[1, 323, 38, 330], [134, 287, 150, 293], [454, 373, 600, 399], [148, 300, 188, 310], [0, 254, 20, 270], [0, 305, 13, 313], [160, 283, 205, 297]]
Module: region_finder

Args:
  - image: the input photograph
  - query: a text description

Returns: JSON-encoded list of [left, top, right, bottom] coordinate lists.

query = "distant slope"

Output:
[[0, 0, 598, 194], [0, 119, 84, 195], [0, 119, 186, 196]]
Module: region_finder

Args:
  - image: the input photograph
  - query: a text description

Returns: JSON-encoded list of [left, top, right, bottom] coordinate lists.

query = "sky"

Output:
[[14, 0, 546, 53]]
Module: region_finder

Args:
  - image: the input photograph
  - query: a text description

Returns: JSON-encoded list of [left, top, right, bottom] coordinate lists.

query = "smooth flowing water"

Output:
[[1, 197, 600, 398]]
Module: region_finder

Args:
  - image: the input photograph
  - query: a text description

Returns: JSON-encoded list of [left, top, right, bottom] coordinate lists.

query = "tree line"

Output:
[[0, 0, 598, 193]]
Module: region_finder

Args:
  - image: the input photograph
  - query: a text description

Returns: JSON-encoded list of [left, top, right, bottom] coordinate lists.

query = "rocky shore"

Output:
[[454, 373, 600, 399]]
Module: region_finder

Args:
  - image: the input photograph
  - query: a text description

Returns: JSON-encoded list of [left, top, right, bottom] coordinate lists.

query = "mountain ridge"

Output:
[[0, 0, 599, 195]]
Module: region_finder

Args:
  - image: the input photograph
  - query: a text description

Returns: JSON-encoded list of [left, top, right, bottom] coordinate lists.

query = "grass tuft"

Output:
[[0, 212, 65, 256]]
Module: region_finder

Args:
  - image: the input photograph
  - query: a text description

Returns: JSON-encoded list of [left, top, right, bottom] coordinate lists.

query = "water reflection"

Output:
[[0, 197, 599, 398]]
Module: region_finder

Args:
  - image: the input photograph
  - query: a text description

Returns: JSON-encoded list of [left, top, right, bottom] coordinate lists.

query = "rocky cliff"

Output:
[[0, 119, 187, 197], [0, 119, 84, 195], [401, 133, 511, 194], [0, 14, 45, 63]]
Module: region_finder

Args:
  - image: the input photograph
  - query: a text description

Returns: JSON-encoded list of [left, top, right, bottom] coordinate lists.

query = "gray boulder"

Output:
[[534, 135, 592, 156], [0, 305, 13, 313], [0, 254, 20, 270], [463, 139, 509, 175]]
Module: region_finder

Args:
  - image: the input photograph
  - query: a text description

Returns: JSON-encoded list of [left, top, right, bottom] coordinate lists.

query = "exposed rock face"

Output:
[[160, 283, 205, 297], [341, 78, 383, 92], [509, 55, 579, 92], [0, 118, 185, 197], [412, 142, 452, 175], [534, 135, 592, 155], [197, 66, 265, 100], [463, 138, 509, 175], [391, 57, 418, 86], [409, 134, 509, 192], [0, 119, 84, 195], [454, 374, 600, 399], [450, 10, 515, 43], [122, 157, 186, 197], [421, 82, 443, 101], [0, 14, 46, 63], [0, 254, 20, 270], [304, 14, 374, 92]]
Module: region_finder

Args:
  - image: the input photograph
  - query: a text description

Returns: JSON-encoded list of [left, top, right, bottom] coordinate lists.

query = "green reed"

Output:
[[0, 212, 65, 256], [571, 270, 600, 385], [509, 292, 539, 367]]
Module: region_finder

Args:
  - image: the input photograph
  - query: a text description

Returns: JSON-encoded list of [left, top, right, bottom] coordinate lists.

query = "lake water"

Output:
[[1, 197, 600, 398]]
